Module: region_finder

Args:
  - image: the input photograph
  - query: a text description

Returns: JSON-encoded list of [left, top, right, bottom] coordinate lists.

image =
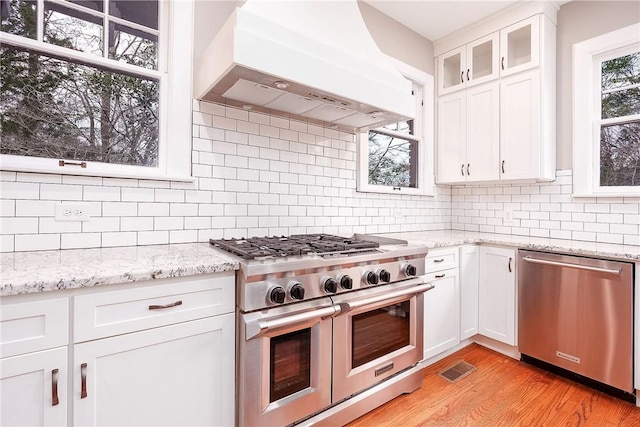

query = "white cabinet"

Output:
[[438, 32, 500, 95], [423, 248, 460, 360], [435, 8, 556, 184], [0, 298, 69, 427], [478, 246, 516, 346], [0, 272, 236, 427], [459, 245, 479, 340], [499, 16, 540, 77], [437, 81, 500, 184], [72, 273, 235, 426], [73, 314, 234, 426], [1, 347, 68, 427]]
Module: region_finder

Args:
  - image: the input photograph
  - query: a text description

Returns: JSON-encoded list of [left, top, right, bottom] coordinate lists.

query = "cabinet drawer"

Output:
[[423, 269, 459, 283], [74, 272, 234, 343], [1, 298, 69, 358], [425, 248, 459, 273]]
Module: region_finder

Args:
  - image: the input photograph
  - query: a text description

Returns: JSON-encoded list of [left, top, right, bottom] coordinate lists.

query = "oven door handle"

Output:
[[337, 282, 435, 314], [246, 305, 338, 340]]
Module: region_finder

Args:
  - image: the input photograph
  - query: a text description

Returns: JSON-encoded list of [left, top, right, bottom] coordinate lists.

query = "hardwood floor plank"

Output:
[[346, 344, 640, 427]]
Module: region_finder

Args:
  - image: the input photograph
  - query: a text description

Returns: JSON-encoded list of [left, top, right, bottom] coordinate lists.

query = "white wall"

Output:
[[0, 102, 451, 252]]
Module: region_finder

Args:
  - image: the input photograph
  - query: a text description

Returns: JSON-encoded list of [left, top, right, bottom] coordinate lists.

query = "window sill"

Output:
[[0, 156, 194, 183], [572, 192, 640, 199]]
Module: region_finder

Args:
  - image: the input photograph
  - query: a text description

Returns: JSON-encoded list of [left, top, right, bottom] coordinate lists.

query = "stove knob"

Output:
[[322, 277, 338, 294], [290, 283, 305, 300], [269, 287, 286, 304], [364, 270, 379, 285], [402, 263, 418, 277], [378, 269, 391, 283], [338, 275, 353, 289]]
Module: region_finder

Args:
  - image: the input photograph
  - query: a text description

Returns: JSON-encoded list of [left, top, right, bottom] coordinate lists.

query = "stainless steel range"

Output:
[[210, 233, 432, 426]]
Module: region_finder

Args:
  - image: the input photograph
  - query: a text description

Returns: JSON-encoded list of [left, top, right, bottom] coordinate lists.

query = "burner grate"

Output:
[[210, 234, 380, 259]]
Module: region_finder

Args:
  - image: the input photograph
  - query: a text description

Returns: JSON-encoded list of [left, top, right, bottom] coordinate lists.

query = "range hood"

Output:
[[195, 0, 416, 132]]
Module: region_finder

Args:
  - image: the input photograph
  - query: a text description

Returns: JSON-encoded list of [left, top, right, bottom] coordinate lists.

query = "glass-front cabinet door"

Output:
[[466, 32, 500, 87], [499, 15, 540, 77], [438, 46, 466, 95]]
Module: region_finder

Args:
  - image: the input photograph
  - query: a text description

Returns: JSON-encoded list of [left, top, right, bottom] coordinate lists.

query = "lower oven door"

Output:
[[331, 279, 433, 402], [238, 299, 336, 427]]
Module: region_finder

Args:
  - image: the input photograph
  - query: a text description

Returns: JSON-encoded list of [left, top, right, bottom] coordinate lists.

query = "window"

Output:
[[0, 0, 193, 180], [357, 58, 434, 195], [572, 24, 640, 196]]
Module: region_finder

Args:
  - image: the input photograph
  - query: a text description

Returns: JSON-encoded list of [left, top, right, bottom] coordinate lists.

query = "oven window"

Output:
[[270, 329, 311, 402], [352, 301, 411, 368]]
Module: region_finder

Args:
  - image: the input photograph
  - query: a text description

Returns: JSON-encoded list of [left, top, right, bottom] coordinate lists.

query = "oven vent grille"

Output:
[[438, 360, 476, 383]]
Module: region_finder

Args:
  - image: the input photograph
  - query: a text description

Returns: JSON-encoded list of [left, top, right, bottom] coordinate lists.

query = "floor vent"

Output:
[[438, 360, 476, 383]]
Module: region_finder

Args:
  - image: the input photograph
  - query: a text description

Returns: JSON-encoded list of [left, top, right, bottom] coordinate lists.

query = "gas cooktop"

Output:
[[210, 233, 380, 260]]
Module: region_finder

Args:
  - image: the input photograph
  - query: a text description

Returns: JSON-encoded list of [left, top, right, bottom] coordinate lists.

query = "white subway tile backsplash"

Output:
[[102, 231, 137, 247], [1, 217, 38, 234], [121, 217, 154, 231], [102, 202, 137, 217], [61, 233, 101, 249], [1, 200, 15, 217], [0, 235, 14, 252], [138, 230, 169, 245], [15, 200, 55, 217], [39, 218, 81, 234], [121, 187, 155, 202], [16, 173, 62, 184], [155, 189, 185, 203], [82, 217, 120, 233], [14, 234, 60, 251], [154, 217, 184, 230], [2, 182, 40, 200]]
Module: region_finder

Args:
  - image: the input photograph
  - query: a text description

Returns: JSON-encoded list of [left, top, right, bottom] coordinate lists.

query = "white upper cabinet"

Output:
[[438, 32, 499, 95], [499, 16, 540, 77], [435, 3, 556, 184]]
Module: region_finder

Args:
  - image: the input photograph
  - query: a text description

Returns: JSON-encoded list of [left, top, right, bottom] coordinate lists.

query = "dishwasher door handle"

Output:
[[522, 256, 621, 275]]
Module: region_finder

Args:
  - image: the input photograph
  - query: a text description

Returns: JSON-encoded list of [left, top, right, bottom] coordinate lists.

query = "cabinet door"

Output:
[[1, 347, 68, 426], [500, 70, 540, 180], [74, 314, 235, 427], [478, 247, 516, 346], [499, 15, 540, 77], [423, 270, 460, 360], [438, 45, 466, 95], [437, 91, 466, 184], [466, 32, 500, 87], [459, 245, 479, 340], [466, 81, 500, 182]]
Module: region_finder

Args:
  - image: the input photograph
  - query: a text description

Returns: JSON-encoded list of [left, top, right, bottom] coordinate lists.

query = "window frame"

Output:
[[0, 0, 194, 181], [357, 56, 434, 196], [572, 23, 640, 197]]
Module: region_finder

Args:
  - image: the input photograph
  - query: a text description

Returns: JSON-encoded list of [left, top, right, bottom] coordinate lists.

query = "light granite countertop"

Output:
[[0, 243, 238, 296], [2, 231, 638, 297], [376, 230, 640, 262]]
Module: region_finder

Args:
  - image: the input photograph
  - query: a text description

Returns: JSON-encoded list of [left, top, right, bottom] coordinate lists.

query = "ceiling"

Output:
[[363, 1, 565, 41]]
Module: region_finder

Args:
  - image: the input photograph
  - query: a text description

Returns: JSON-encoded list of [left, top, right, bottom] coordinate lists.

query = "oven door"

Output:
[[238, 299, 336, 427], [331, 279, 433, 402]]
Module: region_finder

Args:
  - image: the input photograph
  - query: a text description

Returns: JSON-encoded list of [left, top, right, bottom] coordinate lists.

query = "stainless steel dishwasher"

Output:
[[518, 250, 634, 399]]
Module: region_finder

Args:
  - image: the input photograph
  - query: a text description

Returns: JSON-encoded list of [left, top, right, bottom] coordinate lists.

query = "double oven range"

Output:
[[210, 233, 432, 426]]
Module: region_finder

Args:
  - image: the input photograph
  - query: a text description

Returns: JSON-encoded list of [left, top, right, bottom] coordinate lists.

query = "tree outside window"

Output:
[[599, 51, 640, 187], [0, 0, 160, 168]]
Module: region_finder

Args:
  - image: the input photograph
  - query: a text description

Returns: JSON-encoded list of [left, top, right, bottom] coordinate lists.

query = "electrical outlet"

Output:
[[55, 202, 91, 222], [394, 209, 404, 219], [503, 207, 515, 225]]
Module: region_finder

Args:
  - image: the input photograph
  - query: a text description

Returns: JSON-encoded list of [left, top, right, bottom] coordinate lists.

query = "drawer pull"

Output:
[[433, 259, 445, 263], [52, 369, 59, 406], [435, 274, 446, 278], [80, 363, 87, 399], [149, 300, 183, 310]]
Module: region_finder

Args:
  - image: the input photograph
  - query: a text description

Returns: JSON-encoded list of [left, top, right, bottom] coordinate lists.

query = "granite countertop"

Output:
[[376, 230, 640, 262], [0, 243, 239, 296], [2, 231, 639, 297]]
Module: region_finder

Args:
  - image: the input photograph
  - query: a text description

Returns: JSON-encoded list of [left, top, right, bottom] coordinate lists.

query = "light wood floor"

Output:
[[346, 343, 640, 426]]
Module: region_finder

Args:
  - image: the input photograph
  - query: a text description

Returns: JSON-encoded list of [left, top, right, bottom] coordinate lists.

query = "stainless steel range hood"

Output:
[[195, 0, 416, 132]]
